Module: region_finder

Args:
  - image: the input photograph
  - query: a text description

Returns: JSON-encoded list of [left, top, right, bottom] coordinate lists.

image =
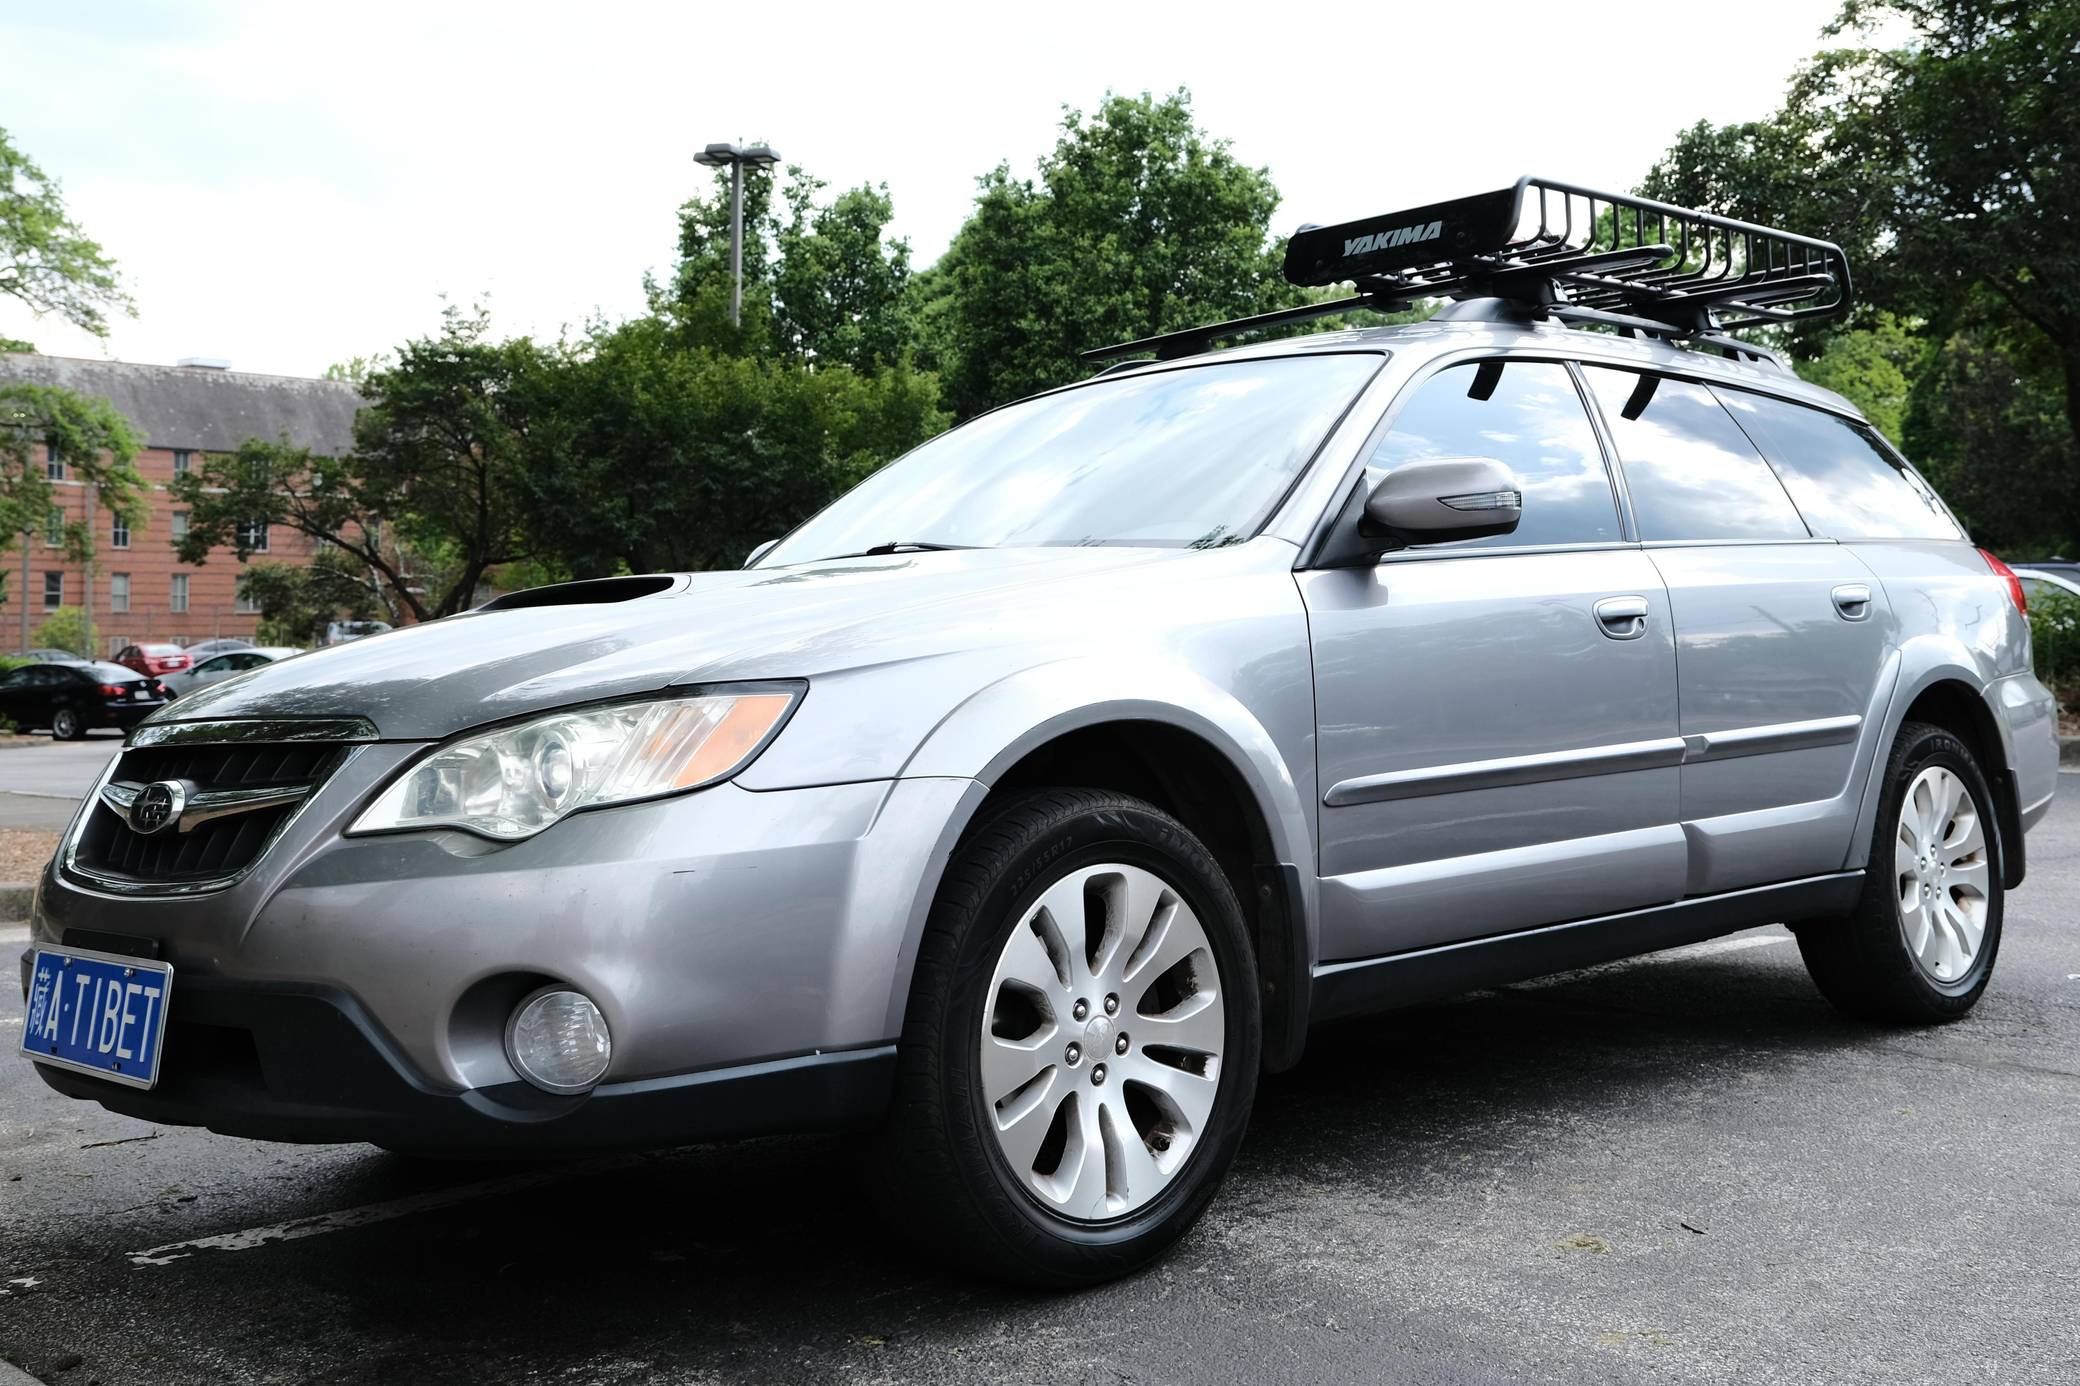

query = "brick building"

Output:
[[2, 353, 362, 656]]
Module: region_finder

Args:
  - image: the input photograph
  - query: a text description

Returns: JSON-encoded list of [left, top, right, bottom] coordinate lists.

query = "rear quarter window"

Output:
[[1714, 389, 1964, 541], [1580, 366, 1809, 542]]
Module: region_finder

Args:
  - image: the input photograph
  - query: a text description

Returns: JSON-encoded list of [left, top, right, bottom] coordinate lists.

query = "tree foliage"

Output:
[[0, 380, 144, 560], [0, 126, 132, 338], [31, 604, 87, 657], [671, 158, 917, 372], [516, 315, 943, 577], [916, 90, 1299, 419], [1643, 0, 2080, 554], [173, 306, 543, 619], [237, 552, 380, 646]]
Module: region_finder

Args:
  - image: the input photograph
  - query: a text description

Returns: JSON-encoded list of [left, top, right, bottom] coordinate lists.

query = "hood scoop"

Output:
[[477, 574, 686, 612]]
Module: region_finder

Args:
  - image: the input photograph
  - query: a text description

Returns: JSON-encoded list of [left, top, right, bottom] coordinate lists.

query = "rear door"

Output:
[[1580, 366, 1895, 896], [0, 668, 36, 727], [1300, 357, 1684, 962]]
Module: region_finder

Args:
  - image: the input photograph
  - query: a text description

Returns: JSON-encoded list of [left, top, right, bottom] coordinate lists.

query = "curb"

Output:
[[0, 882, 32, 919], [0, 1358, 49, 1385], [2063, 735, 2080, 768]]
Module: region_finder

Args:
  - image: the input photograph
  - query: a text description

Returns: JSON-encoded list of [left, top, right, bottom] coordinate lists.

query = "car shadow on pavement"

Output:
[[207, 940, 1886, 1379]]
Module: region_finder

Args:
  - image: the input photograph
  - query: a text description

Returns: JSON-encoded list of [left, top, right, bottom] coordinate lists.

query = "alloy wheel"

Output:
[[1894, 764, 1991, 984], [978, 862, 1225, 1221]]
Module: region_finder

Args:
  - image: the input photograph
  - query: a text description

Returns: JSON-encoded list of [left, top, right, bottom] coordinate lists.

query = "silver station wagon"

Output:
[[19, 179, 2060, 1286]]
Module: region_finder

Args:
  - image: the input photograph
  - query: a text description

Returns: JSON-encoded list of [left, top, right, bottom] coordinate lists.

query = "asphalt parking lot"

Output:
[[0, 739, 121, 832], [3, 781, 2077, 1385]]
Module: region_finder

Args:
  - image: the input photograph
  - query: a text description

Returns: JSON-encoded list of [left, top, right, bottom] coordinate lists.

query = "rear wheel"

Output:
[[50, 707, 82, 741], [873, 788, 1260, 1287], [1795, 722, 2003, 1023]]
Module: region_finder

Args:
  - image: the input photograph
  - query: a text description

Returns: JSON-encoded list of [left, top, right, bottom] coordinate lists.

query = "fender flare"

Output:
[[880, 658, 1319, 1066], [1844, 641, 2021, 884]]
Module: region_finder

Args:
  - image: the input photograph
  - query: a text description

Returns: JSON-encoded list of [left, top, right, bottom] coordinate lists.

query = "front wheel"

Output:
[[873, 788, 1260, 1287], [1795, 722, 2003, 1023]]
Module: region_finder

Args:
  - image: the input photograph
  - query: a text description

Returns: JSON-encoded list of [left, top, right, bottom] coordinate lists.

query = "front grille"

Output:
[[71, 741, 345, 888]]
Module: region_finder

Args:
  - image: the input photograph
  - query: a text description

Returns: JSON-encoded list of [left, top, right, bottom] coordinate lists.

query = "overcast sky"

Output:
[[2, 0, 1843, 378]]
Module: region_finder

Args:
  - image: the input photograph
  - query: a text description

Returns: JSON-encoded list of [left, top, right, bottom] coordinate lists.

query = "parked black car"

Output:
[[0, 660, 167, 739]]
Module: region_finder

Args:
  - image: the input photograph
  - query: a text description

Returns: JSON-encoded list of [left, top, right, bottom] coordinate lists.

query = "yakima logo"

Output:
[[1344, 220, 1443, 256]]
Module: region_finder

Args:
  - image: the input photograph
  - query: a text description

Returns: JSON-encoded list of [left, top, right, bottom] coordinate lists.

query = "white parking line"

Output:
[[128, 1155, 646, 1268]]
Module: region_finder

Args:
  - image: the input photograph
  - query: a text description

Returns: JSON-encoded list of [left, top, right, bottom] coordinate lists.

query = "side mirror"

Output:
[[1314, 457, 1523, 568], [1363, 457, 1523, 543], [744, 539, 778, 568]]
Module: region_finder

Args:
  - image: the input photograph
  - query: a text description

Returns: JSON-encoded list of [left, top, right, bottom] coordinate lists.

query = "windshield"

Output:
[[760, 353, 1381, 565]]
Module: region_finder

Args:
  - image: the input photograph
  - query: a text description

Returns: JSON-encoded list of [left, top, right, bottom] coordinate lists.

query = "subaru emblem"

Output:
[[129, 780, 187, 837]]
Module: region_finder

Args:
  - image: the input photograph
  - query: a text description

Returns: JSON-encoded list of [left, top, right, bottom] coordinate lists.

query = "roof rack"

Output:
[[1080, 175, 1852, 367]]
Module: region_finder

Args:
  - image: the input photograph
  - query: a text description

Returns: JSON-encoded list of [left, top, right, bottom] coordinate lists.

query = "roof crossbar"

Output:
[[1079, 175, 1851, 366]]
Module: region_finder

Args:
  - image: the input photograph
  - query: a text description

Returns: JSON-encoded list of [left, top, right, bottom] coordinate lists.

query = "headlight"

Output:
[[349, 686, 800, 840]]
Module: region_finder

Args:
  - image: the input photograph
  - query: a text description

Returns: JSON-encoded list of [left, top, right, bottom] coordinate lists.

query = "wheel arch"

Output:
[[1848, 652, 2025, 889], [891, 663, 1317, 1072]]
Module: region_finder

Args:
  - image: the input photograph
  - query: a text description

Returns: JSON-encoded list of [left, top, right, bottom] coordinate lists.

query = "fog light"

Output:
[[506, 987, 612, 1094]]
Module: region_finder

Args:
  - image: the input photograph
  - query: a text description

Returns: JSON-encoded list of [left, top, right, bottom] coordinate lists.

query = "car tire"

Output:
[[1794, 722, 2003, 1023], [51, 707, 83, 741], [872, 788, 1261, 1288]]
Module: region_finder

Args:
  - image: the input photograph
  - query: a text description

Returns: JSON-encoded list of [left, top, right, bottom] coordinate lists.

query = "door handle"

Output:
[[1593, 594, 1650, 640], [1831, 583, 1874, 622]]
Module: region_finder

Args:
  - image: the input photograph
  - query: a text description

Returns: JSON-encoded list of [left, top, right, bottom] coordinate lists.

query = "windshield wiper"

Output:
[[846, 540, 979, 557]]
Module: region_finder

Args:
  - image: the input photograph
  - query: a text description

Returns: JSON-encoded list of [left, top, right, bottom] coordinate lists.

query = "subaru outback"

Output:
[[18, 178, 2059, 1286]]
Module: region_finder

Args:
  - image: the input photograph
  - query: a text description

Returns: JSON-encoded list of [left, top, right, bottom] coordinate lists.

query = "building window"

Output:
[[110, 573, 131, 614], [43, 572, 62, 609], [46, 443, 62, 480], [170, 574, 190, 613], [234, 587, 261, 614], [237, 519, 270, 552], [172, 449, 193, 474], [111, 514, 130, 549], [171, 511, 190, 542], [44, 507, 63, 546]]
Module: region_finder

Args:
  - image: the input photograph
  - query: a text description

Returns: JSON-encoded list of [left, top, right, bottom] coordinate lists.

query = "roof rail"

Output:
[[1080, 176, 1851, 367]]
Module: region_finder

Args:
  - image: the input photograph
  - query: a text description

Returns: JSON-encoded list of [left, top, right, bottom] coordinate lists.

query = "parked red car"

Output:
[[113, 642, 193, 677]]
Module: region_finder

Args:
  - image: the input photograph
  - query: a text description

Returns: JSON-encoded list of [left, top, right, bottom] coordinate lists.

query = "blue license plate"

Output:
[[19, 945, 174, 1089]]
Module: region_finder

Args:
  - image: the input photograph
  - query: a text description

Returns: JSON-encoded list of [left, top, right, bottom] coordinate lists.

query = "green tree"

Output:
[[1643, 0, 2080, 553], [174, 306, 546, 620], [1, 126, 133, 337], [31, 604, 87, 657], [517, 314, 944, 577], [770, 175, 915, 371], [1800, 312, 1928, 440], [670, 157, 918, 373], [237, 552, 380, 646], [1, 380, 145, 560], [916, 90, 1300, 418]]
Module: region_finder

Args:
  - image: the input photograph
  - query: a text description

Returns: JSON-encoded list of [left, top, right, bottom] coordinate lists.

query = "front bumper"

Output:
[[22, 748, 984, 1149], [30, 975, 895, 1153]]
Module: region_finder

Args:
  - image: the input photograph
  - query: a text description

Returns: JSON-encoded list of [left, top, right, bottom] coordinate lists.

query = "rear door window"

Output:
[[1581, 366, 1809, 542], [1370, 359, 1622, 548], [1714, 389, 1963, 540]]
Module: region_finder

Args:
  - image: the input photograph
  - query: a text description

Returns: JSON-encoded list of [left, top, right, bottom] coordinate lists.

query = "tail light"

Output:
[[98, 683, 126, 698], [1979, 549, 2027, 616]]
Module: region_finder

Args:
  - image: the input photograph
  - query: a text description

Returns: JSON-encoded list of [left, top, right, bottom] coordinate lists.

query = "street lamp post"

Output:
[[692, 141, 781, 328]]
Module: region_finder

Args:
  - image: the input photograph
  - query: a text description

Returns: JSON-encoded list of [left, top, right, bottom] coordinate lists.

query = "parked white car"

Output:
[[158, 646, 303, 699]]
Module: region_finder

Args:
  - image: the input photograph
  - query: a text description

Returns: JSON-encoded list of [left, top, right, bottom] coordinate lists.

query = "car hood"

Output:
[[153, 547, 1184, 740]]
